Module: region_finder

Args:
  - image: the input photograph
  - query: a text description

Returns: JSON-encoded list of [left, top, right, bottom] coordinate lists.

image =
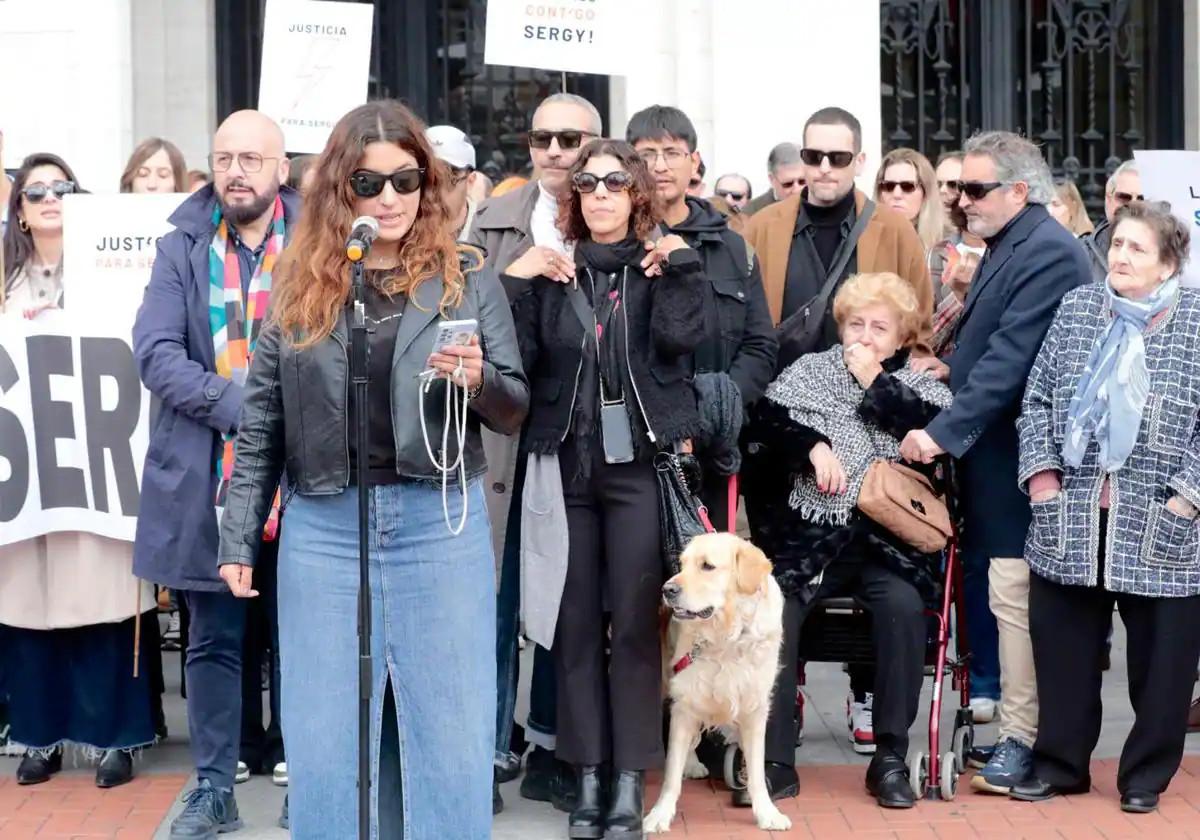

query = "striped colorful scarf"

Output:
[[209, 196, 285, 531]]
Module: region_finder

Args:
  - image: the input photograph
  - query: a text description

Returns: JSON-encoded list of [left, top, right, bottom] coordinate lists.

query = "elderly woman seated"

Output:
[[1013, 201, 1200, 814], [743, 271, 952, 809]]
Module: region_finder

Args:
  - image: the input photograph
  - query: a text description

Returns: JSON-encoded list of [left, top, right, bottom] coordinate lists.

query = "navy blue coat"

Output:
[[131, 185, 303, 590], [925, 204, 1090, 558]]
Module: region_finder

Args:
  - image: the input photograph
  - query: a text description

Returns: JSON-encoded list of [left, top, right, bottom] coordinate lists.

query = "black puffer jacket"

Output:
[[741, 351, 943, 602], [513, 247, 705, 455]]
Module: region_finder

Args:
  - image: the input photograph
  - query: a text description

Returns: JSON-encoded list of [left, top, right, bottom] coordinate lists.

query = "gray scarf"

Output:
[[1063, 275, 1180, 472], [765, 345, 953, 525]]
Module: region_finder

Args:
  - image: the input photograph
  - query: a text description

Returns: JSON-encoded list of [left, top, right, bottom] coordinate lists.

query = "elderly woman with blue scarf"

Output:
[[1012, 201, 1200, 814]]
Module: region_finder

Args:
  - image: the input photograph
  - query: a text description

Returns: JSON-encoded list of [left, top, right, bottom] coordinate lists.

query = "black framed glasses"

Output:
[[572, 171, 633, 194], [447, 165, 474, 185], [1112, 191, 1145, 204], [528, 129, 596, 150], [637, 148, 689, 167], [209, 151, 279, 173], [22, 180, 77, 203], [938, 179, 963, 192], [715, 189, 746, 201], [348, 168, 426, 198], [959, 180, 1010, 201], [799, 148, 855, 168], [879, 180, 920, 194]]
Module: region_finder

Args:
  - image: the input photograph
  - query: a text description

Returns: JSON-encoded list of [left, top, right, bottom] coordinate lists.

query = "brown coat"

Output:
[[742, 190, 933, 351]]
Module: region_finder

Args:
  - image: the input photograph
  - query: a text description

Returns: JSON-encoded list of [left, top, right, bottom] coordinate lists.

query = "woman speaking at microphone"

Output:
[[216, 100, 528, 839]]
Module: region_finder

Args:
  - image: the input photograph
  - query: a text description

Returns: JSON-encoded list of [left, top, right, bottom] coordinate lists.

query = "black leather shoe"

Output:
[[1121, 790, 1159, 813], [496, 750, 522, 784], [95, 750, 134, 788], [866, 751, 915, 809], [17, 749, 62, 785], [552, 760, 579, 813], [732, 761, 798, 806], [603, 769, 644, 839], [1010, 777, 1089, 802], [568, 765, 607, 839]]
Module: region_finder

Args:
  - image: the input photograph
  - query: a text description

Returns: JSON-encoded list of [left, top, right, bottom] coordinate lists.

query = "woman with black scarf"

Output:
[[513, 139, 705, 839]]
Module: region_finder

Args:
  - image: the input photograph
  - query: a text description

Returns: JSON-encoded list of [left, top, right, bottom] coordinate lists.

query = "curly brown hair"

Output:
[[557, 139, 660, 244], [272, 100, 462, 348]]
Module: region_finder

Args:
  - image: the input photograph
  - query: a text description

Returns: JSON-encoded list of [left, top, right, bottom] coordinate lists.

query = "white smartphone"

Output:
[[431, 318, 478, 354]]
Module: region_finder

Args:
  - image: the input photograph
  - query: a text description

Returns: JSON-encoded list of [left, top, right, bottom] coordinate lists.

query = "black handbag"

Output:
[[655, 451, 712, 576], [775, 199, 875, 371]]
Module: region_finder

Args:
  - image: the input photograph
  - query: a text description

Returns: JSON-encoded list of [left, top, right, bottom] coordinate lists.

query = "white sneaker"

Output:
[[970, 696, 997, 724], [235, 761, 250, 784], [273, 761, 288, 786], [847, 693, 875, 754]]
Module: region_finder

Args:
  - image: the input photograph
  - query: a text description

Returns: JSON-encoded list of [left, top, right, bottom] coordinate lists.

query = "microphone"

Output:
[[345, 216, 380, 263]]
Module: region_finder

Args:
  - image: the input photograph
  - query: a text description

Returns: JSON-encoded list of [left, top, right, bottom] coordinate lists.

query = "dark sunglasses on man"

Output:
[[715, 189, 746, 202], [528, 129, 596, 150], [776, 177, 804, 190], [938, 179, 963, 192], [1112, 191, 1145, 204], [958, 180, 1009, 201], [799, 148, 855, 169], [572, 171, 633, 194], [879, 180, 920, 194], [348, 168, 426, 198], [22, 180, 77, 203], [447, 165, 474, 185]]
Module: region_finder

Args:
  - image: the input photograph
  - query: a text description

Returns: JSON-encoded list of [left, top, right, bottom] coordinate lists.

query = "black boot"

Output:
[[17, 748, 62, 785], [866, 750, 915, 809], [568, 765, 607, 839], [603, 769, 644, 839], [96, 749, 134, 788]]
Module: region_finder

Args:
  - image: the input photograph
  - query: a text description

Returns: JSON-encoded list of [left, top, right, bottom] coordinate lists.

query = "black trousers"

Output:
[[1029, 568, 1200, 794], [766, 558, 926, 765], [555, 446, 664, 769]]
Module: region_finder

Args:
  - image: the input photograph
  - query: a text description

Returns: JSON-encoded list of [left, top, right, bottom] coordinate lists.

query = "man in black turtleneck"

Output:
[[626, 105, 777, 531]]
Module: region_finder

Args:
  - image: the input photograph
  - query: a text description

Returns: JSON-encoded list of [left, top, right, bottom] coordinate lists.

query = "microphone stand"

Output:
[[349, 256, 372, 840]]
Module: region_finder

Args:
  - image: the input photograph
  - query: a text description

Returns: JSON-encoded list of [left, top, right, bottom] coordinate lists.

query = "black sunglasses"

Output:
[[528, 130, 595, 150], [938, 179, 963, 192], [22, 180, 77, 203], [348, 168, 426, 198], [447, 165, 474, 185], [776, 177, 804, 190], [715, 189, 746, 201], [799, 148, 855, 169], [879, 180, 920, 194], [959, 180, 1009, 201], [572, 171, 633, 194], [1112, 191, 1145, 203]]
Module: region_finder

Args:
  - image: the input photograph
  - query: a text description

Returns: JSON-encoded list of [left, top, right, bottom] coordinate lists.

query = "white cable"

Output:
[[419, 359, 471, 535]]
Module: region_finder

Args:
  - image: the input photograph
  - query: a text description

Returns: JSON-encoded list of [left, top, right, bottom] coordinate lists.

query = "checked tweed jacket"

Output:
[[1017, 284, 1200, 597]]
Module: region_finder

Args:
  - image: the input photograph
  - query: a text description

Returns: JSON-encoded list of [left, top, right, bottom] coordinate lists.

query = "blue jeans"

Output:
[[278, 482, 495, 840], [962, 544, 1001, 700]]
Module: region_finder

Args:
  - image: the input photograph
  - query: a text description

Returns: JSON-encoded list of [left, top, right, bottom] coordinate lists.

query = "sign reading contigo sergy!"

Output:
[[257, 0, 376, 154], [484, 0, 639, 77]]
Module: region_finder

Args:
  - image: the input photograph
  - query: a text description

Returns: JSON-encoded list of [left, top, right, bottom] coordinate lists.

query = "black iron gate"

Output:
[[880, 0, 1185, 215], [215, 0, 608, 179]]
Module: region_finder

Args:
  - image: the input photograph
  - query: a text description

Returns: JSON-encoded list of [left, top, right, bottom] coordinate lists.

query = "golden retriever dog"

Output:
[[644, 532, 790, 833]]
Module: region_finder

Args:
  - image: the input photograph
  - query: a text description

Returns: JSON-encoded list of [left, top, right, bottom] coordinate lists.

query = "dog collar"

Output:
[[672, 643, 703, 674]]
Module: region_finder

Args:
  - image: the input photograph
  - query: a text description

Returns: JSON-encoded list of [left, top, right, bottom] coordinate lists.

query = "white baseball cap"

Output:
[[426, 125, 476, 170]]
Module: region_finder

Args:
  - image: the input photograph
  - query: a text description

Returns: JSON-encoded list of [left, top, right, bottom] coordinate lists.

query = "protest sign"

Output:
[[257, 0, 375, 154], [1133, 150, 1200, 288], [0, 193, 184, 546], [484, 0, 638, 76]]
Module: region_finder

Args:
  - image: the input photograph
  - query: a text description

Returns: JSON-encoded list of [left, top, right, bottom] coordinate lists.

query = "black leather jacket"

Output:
[[219, 253, 528, 568]]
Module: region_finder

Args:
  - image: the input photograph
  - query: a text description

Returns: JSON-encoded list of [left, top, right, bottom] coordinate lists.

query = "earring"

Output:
[[18, 216, 29, 232]]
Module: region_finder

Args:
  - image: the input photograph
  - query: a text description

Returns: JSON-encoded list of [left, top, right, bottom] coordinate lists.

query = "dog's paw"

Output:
[[753, 805, 792, 832], [683, 751, 710, 779], [643, 804, 676, 833]]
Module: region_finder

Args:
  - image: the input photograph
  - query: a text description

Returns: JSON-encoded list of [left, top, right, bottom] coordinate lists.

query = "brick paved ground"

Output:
[[0, 773, 189, 840]]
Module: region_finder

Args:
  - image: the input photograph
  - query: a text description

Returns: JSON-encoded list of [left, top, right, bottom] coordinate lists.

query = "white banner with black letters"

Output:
[[1134, 150, 1200, 288], [0, 193, 184, 546]]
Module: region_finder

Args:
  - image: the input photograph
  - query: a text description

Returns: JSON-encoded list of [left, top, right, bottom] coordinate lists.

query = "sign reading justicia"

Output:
[[484, 0, 640, 76]]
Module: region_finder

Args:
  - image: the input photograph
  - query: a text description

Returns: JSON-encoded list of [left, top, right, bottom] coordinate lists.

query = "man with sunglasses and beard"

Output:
[[899, 131, 1090, 797], [1079, 160, 1143, 283], [132, 110, 297, 839], [468, 92, 603, 815], [739, 106, 933, 808]]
